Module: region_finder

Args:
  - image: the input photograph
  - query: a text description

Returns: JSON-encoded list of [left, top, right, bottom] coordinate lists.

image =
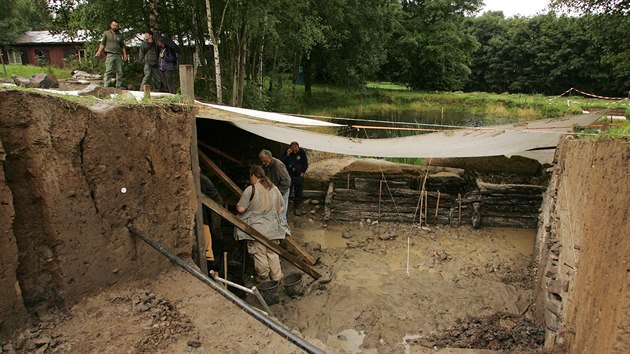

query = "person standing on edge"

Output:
[[259, 149, 291, 223], [234, 166, 288, 283], [157, 38, 178, 93], [95, 20, 127, 88], [139, 31, 160, 91], [281, 141, 308, 213]]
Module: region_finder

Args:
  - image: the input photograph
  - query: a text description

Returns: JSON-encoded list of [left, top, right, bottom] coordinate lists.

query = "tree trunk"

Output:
[[205, 0, 223, 104], [304, 54, 312, 97], [148, 0, 160, 31], [237, 22, 248, 107], [1, 48, 7, 75], [269, 45, 277, 92], [257, 35, 265, 101]]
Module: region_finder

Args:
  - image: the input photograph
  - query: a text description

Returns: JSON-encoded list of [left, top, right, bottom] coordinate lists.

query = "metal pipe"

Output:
[[128, 226, 323, 354], [209, 270, 253, 294]]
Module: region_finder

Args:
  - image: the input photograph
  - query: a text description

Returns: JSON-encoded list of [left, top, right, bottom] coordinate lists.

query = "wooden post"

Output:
[[424, 191, 428, 226], [378, 180, 382, 222], [223, 252, 228, 290], [179, 64, 195, 103], [143, 84, 151, 99], [419, 189, 424, 226], [191, 117, 207, 275], [346, 174, 350, 189], [458, 193, 462, 225], [435, 190, 441, 219]]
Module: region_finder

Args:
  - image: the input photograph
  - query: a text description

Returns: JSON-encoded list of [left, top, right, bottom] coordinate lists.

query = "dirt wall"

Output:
[[0, 90, 197, 337], [534, 137, 630, 353], [0, 138, 27, 339]]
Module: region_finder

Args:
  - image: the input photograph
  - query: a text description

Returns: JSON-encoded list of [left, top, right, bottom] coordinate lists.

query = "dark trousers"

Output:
[[291, 175, 304, 206], [160, 69, 177, 93]]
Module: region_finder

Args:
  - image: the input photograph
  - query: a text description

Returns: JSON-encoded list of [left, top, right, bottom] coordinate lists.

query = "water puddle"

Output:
[[296, 225, 348, 249], [488, 227, 537, 256], [327, 328, 366, 353]]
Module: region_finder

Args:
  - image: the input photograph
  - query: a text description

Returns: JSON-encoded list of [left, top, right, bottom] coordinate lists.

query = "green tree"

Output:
[[381, 0, 483, 91], [0, 0, 27, 74], [550, 0, 630, 14]]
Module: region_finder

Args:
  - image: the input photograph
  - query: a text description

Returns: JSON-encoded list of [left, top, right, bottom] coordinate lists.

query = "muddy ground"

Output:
[[1, 218, 542, 354]]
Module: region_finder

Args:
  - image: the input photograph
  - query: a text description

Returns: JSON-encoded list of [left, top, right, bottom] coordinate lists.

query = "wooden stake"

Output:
[[347, 174, 350, 189], [435, 190, 441, 219], [419, 189, 424, 226], [179, 64, 195, 103], [378, 180, 382, 222], [223, 252, 228, 289], [424, 191, 428, 226], [143, 84, 151, 99], [458, 193, 462, 225]]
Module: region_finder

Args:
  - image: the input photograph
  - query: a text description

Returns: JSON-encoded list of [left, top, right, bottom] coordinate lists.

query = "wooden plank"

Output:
[[285, 238, 318, 266], [201, 194, 322, 280], [199, 152, 320, 268], [191, 116, 207, 274], [198, 150, 243, 197], [198, 140, 242, 165], [179, 64, 195, 103]]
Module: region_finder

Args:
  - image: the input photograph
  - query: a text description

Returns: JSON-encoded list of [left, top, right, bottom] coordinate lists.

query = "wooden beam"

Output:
[[179, 64, 195, 103], [201, 194, 321, 279], [199, 152, 319, 268], [198, 140, 242, 165], [198, 150, 243, 197], [191, 117, 207, 274], [285, 237, 319, 266]]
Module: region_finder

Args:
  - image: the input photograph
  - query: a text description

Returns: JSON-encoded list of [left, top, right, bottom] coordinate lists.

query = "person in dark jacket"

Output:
[[281, 141, 308, 210], [259, 149, 291, 223], [157, 37, 178, 93], [139, 31, 160, 91]]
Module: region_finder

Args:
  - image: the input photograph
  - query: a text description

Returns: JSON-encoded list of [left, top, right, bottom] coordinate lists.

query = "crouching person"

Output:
[[235, 166, 289, 283]]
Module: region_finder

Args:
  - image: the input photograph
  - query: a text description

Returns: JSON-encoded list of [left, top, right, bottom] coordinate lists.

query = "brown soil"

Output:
[[0, 89, 196, 317]]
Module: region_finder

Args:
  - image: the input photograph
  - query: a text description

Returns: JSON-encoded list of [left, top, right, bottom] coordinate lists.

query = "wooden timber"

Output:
[[201, 194, 321, 279]]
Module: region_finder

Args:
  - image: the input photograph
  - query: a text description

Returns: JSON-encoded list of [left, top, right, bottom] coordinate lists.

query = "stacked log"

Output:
[[329, 170, 547, 228]]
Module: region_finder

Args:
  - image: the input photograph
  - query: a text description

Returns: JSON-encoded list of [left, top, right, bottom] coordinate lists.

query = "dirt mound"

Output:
[[417, 312, 544, 351]]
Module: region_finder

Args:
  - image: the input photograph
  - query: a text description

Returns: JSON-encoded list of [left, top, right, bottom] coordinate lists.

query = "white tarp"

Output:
[[231, 111, 601, 159]]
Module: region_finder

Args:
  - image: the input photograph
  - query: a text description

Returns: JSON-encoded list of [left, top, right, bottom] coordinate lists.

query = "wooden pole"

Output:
[[198, 140, 241, 165], [198, 150, 243, 197], [143, 84, 151, 99], [201, 195, 322, 279], [179, 64, 195, 103], [378, 180, 382, 222], [223, 252, 228, 290], [458, 193, 462, 225], [435, 190, 441, 219], [346, 174, 350, 189], [424, 191, 428, 227], [191, 120, 207, 274], [419, 189, 424, 226]]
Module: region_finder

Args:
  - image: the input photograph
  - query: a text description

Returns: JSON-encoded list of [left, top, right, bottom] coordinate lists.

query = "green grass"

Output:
[[267, 81, 628, 126], [0, 64, 73, 80], [594, 120, 630, 142]]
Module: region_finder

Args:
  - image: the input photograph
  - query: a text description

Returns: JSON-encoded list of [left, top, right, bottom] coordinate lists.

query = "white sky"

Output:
[[481, 0, 551, 17]]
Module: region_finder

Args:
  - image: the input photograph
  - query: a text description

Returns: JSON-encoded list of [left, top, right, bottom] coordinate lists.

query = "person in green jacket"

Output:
[[139, 31, 160, 91], [95, 20, 127, 88]]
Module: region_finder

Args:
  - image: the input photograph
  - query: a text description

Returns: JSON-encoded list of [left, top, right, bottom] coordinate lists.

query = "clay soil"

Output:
[[1, 220, 542, 354]]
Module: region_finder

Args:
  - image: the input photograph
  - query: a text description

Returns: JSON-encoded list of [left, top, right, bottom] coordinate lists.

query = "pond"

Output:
[[334, 109, 518, 139]]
